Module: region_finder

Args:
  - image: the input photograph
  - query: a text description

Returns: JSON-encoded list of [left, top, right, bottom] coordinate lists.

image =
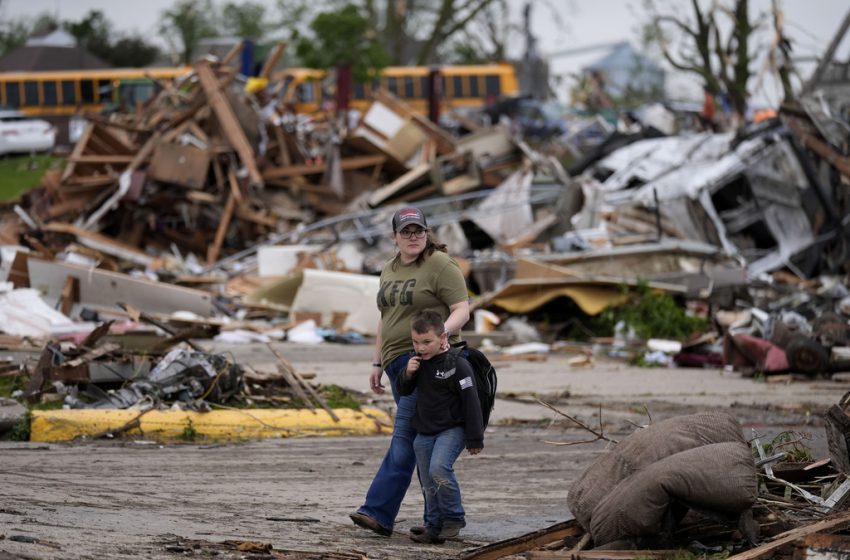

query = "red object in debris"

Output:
[[723, 333, 789, 373]]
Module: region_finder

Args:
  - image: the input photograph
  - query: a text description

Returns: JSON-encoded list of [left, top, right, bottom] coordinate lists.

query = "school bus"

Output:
[[274, 63, 519, 115], [0, 67, 191, 117], [0, 63, 517, 119]]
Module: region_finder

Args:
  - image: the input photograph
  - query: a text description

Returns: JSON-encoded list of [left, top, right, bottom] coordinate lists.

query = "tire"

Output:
[[785, 337, 830, 376]]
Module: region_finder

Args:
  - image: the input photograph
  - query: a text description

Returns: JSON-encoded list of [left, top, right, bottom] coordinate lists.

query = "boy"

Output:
[[397, 310, 484, 544]]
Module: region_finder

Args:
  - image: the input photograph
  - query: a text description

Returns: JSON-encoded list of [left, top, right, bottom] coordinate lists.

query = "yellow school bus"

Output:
[[274, 63, 519, 115], [0, 67, 191, 117]]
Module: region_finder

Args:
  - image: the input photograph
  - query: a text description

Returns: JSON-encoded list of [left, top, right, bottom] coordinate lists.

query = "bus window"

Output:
[[61, 80, 77, 105], [484, 75, 500, 96], [419, 77, 429, 99], [385, 77, 398, 96], [42, 81, 58, 106], [281, 75, 294, 96], [4, 82, 20, 107], [97, 79, 113, 102], [24, 81, 39, 105], [468, 75, 480, 97], [451, 76, 463, 98], [403, 76, 415, 98], [81, 80, 95, 103], [296, 81, 314, 102], [353, 81, 365, 100]]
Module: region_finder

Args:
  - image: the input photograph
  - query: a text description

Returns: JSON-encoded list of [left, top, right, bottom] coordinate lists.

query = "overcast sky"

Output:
[[2, 0, 848, 105]]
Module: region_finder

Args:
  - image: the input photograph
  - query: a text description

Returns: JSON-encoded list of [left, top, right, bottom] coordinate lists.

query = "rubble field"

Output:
[[0, 342, 842, 560]]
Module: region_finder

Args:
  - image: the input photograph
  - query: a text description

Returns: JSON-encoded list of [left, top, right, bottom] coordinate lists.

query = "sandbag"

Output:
[[589, 441, 757, 546], [569, 411, 746, 530]]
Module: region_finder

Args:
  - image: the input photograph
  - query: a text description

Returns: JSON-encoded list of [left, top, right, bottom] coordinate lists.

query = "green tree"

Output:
[[158, 0, 219, 65], [0, 10, 59, 57], [65, 10, 112, 61], [295, 4, 390, 83], [0, 18, 30, 56], [222, 1, 268, 40], [65, 10, 160, 68], [108, 36, 161, 68]]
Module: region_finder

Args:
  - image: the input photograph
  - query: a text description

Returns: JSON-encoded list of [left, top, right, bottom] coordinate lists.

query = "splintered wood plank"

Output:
[[526, 546, 681, 560], [460, 520, 583, 560], [266, 343, 315, 411], [259, 41, 288, 79], [206, 191, 236, 264], [262, 155, 386, 181], [195, 61, 263, 186], [60, 275, 79, 316], [726, 511, 850, 560], [61, 122, 95, 182]]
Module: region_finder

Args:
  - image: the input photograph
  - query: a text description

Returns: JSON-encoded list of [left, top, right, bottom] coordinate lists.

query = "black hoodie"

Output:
[[397, 350, 484, 449]]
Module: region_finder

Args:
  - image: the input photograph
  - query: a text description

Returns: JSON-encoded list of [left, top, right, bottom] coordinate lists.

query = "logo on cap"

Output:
[[397, 209, 421, 222]]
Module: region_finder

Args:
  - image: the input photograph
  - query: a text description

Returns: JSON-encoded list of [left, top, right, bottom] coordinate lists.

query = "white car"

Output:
[[0, 110, 56, 155]]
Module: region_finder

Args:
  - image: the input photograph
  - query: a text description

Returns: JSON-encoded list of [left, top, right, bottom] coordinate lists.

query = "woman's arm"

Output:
[[369, 320, 385, 394], [444, 299, 470, 336]]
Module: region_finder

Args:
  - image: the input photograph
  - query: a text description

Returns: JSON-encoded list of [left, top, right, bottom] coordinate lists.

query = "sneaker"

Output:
[[409, 526, 426, 536], [438, 519, 466, 539], [349, 512, 392, 537], [410, 531, 445, 544]]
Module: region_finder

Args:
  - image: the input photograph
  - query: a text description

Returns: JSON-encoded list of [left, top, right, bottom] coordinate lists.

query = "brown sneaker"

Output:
[[438, 519, 466, 539], [349, 512, 392, 537], [409, 526, 426, 536], [410, 531, 445, 544]]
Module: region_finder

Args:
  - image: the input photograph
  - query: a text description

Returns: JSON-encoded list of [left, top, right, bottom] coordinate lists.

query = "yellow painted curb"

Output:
[[30, 407, 392, 443]]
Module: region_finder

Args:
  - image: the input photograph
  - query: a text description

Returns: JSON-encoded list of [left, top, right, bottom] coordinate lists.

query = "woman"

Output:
[[350, 206, 470, 537]]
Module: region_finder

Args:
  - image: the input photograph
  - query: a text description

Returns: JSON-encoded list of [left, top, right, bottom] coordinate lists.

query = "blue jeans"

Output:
[[357, 352, 416, 530], [413, 426, 466, 532]]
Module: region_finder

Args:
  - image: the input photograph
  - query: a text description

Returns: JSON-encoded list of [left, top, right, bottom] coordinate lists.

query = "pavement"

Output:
[[218, 340, 847, 423], [2, 340, 846, 559]]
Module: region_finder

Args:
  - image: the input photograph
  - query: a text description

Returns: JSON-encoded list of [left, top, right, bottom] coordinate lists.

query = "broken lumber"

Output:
[[460, 520, 583, 560], [195, 61, 264, 186]]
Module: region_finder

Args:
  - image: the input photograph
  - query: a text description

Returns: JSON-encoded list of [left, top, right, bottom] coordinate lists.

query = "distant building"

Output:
[[581, 42, 665, 100], [0, 29, 110, 72]]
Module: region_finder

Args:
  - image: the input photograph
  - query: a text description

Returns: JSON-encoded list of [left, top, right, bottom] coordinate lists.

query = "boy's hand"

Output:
[[406, 356, 421, 376], [467, 447, 482, 455]]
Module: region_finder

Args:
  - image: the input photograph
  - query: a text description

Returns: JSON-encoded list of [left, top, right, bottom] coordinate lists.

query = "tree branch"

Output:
[[536, 400, 619, 445]]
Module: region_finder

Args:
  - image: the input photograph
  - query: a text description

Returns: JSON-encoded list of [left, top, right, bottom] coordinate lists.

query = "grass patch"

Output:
[[0, 154, 63, 201], [0, 374, 26, 398], [320, 384, 361, 410], [592, 281, 709, 341], [8, 410, 31, 441]]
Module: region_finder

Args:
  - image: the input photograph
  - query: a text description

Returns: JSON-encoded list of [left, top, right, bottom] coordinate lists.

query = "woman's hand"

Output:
[[370, 366, 385, 394]]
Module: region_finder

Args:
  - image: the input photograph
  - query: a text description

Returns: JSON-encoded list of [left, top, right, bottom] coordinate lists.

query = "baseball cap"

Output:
[[391, 207, 428, 231]]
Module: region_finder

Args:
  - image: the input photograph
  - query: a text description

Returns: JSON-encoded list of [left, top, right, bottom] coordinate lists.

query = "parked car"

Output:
[[0, 109, 56, 155]]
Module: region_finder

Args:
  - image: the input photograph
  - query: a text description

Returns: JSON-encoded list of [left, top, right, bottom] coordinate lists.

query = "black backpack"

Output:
[[448, 342, 497, 428]]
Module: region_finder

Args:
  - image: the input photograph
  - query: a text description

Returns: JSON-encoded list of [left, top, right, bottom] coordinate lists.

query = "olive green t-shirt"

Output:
[[378, 250, 468, 369]]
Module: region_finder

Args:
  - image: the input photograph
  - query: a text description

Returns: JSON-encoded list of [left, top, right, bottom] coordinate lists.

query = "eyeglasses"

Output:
[[398, 228, 427, 239]]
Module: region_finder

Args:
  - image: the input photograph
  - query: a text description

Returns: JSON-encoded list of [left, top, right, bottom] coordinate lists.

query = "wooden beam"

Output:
[[262, 155, 386, 181], [267, 343, 340, 422], [726, 511, 850, 560], [259, 41, 288, 80], [61, 122, 95, 182], [207, 191, 236, 264], [528, 551, 679, 560], [60, 275, 79, 316], [221, 40, 245, 67], [195, 61, 264, 186], [69, 155, 135, 165], [460, 520, 583, 560], [787, 119, 850, 178]]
